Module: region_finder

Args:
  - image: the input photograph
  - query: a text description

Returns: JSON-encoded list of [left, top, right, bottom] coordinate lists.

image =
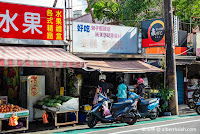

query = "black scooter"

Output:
[[87, 93, 138, 128], [188, 89, 200, 109]]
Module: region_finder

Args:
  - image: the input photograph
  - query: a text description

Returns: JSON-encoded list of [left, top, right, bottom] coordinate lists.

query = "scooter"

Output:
[[128, 92, 160, 120], [188, 89, 200, 109], [87, 92, 138, 128], [195, 90, 200, 114], [195, 101, 200, 114]]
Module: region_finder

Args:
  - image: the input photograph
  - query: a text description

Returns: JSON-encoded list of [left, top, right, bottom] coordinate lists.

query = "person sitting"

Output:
[[116, 77, 127, 102], [134, 78, 146, 98]]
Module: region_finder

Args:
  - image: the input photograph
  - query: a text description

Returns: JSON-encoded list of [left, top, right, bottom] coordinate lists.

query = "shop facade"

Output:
[[0, 2, 87, 132], [80, 60, 164, 104], [183, 63, 200, 104], [0, 47, 86, 131], [71, 22, 165, 112]]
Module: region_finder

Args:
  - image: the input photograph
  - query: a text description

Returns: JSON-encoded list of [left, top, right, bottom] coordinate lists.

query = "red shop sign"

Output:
[[0, 2, 64, 40]]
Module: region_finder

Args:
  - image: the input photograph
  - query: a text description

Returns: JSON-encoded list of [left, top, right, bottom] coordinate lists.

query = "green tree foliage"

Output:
[[86, 0, 164, 27], [120, 0, 163, 27], [172, 0, 200, 26], [86, 0, 200, 27], [85, 0, 120, 24]]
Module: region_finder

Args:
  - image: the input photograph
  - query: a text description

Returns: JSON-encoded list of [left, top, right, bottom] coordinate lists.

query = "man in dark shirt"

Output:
[[134, 78, 145, 97], [98, 75, 109, 96]]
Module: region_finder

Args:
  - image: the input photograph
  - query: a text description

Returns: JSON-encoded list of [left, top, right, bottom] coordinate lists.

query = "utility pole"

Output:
[[86, 0, 96, 23], [53, 0, 58, 7], [164, 0, 179, 115]]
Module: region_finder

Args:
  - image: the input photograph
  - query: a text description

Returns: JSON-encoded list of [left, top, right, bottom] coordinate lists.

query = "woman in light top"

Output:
[[116, 77, 127, 102]]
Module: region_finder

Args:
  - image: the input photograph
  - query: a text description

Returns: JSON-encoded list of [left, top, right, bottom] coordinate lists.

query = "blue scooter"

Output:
[[87, 92, 138, 128], [128, 92, 160, 120]]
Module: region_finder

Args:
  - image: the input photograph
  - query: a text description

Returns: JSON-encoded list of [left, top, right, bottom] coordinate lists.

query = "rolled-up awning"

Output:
[[0, 46, 86, 68], [87, 60, 164, 73]]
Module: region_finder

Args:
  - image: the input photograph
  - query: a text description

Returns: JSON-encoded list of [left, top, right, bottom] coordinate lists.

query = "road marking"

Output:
[[108, 118, 200, 134], [82, 115, 199, 134]]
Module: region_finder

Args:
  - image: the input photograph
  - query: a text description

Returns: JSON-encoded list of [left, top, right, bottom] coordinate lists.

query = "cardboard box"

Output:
[[0, 96, 8, 105]]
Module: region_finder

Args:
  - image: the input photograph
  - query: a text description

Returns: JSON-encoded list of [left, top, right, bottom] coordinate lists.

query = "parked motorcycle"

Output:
[[87, 92, 138, 128], [128, 92, 160, 120], [188, 89, 200, 109]]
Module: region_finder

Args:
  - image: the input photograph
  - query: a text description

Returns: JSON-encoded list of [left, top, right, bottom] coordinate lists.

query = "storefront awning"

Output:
[[87, 60, 164, 73], [0, 46, 86, 68]]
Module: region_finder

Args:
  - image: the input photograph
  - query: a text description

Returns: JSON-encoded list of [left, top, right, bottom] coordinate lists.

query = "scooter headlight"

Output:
[[131, 100, 138, 107], [98, 96, 104, 101]]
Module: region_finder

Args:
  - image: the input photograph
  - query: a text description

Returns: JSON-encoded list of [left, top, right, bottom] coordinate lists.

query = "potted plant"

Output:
[[158, 84, 174, 116], [66, 70, 78, 96]]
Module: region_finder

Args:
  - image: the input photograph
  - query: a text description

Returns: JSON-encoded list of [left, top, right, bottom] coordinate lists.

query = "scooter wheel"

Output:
[[87, 115, 97, 128], [126, 115, 137, 125], [196, 106, 200, 115], [150, 108, 159, 120], [188, 102, 196, 109]]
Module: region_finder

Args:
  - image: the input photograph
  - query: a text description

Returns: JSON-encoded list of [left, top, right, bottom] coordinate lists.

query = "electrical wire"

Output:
[[176, 47, 194, 56]]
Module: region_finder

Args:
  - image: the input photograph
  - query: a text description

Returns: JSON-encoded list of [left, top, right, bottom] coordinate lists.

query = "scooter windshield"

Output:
[[98, 93, 108, 101], [128, 92, 139, 100]]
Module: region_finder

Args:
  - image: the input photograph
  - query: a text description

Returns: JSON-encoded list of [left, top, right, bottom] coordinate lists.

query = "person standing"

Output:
[[116, 77, 127, 102]]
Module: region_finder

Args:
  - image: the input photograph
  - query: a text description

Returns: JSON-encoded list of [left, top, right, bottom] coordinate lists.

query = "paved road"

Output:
[[83, 115, 200, 134], [51, 113, 200, 134]]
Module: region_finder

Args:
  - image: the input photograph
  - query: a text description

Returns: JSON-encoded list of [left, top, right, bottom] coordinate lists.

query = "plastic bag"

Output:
[[103, 105, 111, 117], [93, 94, 98, 105], [59, 98, 79, 111], [42, 112, 49, 124], [103, 101, 108, 108], [9, 114, 19, 126]]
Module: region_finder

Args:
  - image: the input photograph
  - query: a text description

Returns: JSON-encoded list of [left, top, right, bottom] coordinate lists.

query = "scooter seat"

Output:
[[112, 100, 133, 110], [140, 98, 157, 105]]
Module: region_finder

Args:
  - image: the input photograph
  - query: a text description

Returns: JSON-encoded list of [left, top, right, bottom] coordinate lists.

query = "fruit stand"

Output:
[[33, 95, 79, 128], [0, 104, 29, 133]]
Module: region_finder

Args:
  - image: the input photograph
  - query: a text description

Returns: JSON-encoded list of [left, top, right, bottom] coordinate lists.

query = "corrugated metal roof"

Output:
[[87, 60, 164, 73]]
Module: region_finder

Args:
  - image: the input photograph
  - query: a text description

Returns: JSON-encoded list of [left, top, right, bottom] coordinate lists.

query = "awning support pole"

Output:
[[64, 68, 67, 96]]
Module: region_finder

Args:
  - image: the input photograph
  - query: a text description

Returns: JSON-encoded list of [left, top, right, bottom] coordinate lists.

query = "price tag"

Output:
[[60, 87, 64, 96]]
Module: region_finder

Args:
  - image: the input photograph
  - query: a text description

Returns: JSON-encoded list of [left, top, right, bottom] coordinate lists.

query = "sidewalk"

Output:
[[25, 121, 88, 134], [13, 104, 196, 134], [178, 104, 196, 115]]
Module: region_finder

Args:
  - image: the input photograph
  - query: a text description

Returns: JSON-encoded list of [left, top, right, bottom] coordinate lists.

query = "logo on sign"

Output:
[[148, 20, 165, 42]]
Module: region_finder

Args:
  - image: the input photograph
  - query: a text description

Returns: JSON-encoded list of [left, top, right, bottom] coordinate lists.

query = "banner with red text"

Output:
[[0, 2, 64, 40]]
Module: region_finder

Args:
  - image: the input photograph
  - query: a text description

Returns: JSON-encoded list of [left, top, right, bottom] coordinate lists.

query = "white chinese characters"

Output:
[[0, 10, 42, 34], [0, 10, 19, 32], [23, 12, 42, 34]]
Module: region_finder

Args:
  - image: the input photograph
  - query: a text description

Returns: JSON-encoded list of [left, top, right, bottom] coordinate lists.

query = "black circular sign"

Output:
[[150, 23, 164, 42]]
